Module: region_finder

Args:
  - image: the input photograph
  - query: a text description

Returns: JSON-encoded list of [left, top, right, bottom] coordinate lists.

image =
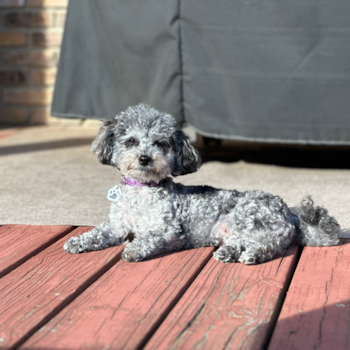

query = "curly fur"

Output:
[[64, 104, 344, 264]]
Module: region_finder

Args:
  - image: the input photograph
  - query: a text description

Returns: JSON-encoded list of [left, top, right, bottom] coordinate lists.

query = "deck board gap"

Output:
[[0, 225, 76, 279], [21, 246, 216, 349], [263, 245, 303, 350], [10, 246, 123, 350], [136, 251, 214, 350], [144, 244, 301, 349], [269, 240, 350, 350]]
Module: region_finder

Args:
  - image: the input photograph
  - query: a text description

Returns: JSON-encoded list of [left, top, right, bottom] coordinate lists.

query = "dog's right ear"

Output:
[[91, 118, 117, 165]]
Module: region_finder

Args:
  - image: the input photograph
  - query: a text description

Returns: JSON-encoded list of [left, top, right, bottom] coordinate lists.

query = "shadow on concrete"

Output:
[[198, 145, 350, 169], [1, 133, 350, 170], [0, 138, 94, 156]]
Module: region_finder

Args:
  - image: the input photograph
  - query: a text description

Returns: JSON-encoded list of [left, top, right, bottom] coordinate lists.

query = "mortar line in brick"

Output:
[[1, 9, 50, 14], [2, 20, 63, 32], [0, 28, 28, 33], [3, 12, 55, 29]]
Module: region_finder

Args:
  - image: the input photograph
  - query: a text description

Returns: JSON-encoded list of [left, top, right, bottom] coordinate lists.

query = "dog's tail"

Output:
[[290, 196, 348, 247]]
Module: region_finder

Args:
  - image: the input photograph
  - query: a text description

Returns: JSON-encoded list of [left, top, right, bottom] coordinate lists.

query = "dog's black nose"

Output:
[[139, 155, 152, 166]]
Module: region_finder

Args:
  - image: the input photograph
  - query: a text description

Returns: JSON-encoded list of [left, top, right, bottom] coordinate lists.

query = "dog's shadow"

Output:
[[140, 245, 298, 265]]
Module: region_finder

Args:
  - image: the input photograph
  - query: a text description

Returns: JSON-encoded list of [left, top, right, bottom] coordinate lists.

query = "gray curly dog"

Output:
[[64, 104, 347, 264]]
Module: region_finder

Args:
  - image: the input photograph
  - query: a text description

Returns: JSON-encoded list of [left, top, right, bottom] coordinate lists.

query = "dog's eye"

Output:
[[154, 141, 167, 148], [125, 138, 138, 147], [126, 138, 136, 145]]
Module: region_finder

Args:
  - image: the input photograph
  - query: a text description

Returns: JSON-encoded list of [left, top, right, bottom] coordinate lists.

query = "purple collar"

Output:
[[122, 176, 159, 187]]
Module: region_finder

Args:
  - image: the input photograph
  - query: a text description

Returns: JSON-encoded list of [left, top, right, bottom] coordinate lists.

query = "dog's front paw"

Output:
[[63, 237, 85, 254], [121, 249, 144, 262]]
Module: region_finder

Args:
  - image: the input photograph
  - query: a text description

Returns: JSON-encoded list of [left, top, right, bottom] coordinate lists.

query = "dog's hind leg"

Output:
[[211, 220, 293, 265], [213, 244, 242, 263], [238, 245, 276, 265], [64, 222, 124, 254], [213, 238, 287, 265], [211, 215, 243, 263], [213, 190, 295, 264]]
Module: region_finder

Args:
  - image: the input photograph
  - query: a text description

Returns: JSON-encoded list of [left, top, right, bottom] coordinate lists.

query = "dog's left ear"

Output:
[[91, 117, 117, 165], [171, 130, 201, 176]]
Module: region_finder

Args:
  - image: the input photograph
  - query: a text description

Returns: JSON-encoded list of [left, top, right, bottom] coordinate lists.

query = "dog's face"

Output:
[[91, 104, 201, 183]]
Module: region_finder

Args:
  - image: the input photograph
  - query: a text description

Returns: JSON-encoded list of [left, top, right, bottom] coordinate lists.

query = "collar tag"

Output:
[[107, 185, 122, 202]]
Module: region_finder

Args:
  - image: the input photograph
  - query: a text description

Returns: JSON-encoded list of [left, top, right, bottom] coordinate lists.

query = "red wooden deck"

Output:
[[0, 225, 349, 350]]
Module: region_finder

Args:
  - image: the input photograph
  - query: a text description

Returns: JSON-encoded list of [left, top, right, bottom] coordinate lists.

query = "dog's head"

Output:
[[91, 104, 201, 183]]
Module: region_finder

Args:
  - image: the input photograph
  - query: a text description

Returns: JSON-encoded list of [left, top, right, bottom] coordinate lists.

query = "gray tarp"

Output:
[[53, 0, 350, 144]]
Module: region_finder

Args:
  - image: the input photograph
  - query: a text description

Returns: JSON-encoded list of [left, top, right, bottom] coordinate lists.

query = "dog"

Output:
[[64, 104, 345, 264]]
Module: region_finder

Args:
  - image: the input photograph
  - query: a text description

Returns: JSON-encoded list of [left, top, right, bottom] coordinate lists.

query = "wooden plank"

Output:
[[145, 245, 300, 350], [0, 225, 74, 278], [21, 247, 215, 350], [0, 226, 124, 349], [269, 242, 350, 350]]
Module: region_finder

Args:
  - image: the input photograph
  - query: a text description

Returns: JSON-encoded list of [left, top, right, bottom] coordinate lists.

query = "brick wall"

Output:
[[0, 0, 80, 125]]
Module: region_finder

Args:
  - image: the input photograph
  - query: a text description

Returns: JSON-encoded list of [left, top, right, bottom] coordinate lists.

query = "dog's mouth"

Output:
[[126, 162, 153, 173], [120, 153, 172, 183], [125, 161, 157, 175], [138, 164, 153, 171], [126, 160, 152, 171]]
